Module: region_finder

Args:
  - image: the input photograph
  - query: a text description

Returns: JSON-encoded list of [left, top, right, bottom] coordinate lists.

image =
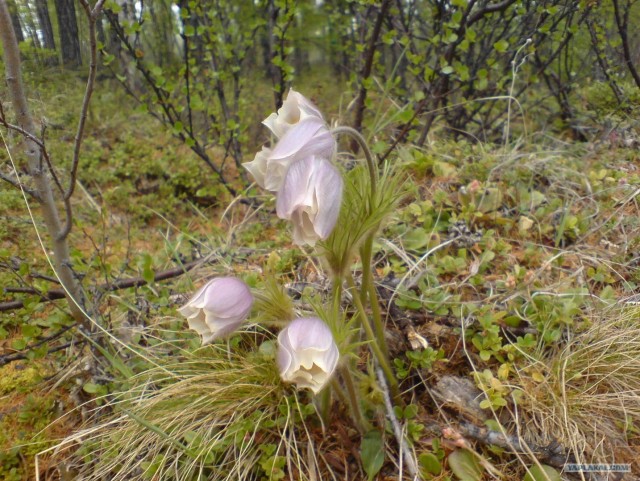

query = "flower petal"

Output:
[[276, 157, 343, 246], [243, 146, 271, 189], [277, 317, 339, 394], [308, 159, 343, 239], [262, 89, 324, 138], [269, 117, 334, 162], [202, 277, 253, 319], [178, 277, 253, 344]]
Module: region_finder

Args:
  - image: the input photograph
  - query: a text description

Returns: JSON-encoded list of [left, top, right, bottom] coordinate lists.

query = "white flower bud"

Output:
[[178, 277, 253, 345], [244, 117, 336, 192], [262, 89, 324, 138], [277, 317, 339, 394], [276, 156, 343, 246]]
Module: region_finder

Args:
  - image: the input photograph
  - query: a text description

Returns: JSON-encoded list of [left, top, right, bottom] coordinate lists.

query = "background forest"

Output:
[[1, 0, 640, 480]]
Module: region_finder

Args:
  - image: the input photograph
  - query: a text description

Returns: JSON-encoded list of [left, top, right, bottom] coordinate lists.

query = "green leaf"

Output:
[[441, 65, 455, 75], [404, 228, 429, 251], [524, 465, 562, 481], [448, 449, 484, 481], [361, 430, 385, 481], [419, 452, 442, 475], [11, 338, 27, 350], [493, 40, 509, 53], [404, 404, 419, 419], [83, 382, 101, 394], [141, 254, 155, 285]]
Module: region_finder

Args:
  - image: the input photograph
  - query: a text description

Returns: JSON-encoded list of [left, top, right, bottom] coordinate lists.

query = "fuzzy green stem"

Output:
[[368, 278, 387, 355], [330, 377, 349, 406], [358, 238, 371, 307], [332, 276, 343, 321], [346, 273, 400, 403], [341, 365, 369, 434], [360, 236, 389, 361], [331, 126, 377, 196], [318, 386, 332, 427]]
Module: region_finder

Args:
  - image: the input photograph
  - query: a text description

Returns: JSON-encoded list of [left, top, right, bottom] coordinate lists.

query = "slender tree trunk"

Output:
[[351, 0, 392, 151], [54, 0, 82, 67], [24, 5, 42, 48], [0, 0, 87, 324], [612, 0, 640, 89], [36, 0, 57, 51], [7, 0, 23, 42]]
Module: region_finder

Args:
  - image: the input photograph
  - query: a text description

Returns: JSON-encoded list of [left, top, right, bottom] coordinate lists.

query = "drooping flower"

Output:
[[244, 117, 336, 192], [178, 277, 253, 345], [276, 155, 343, 246], [277, 317, 339, 394], [262, 89, 324, 139]]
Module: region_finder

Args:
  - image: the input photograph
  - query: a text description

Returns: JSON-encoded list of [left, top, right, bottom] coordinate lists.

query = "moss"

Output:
[[0, 364, 45, 395]]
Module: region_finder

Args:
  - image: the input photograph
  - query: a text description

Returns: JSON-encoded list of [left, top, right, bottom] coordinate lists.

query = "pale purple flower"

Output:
[[276, 156, 343, 246], [178, 277, 253, 345], [262, 89, 324, 138], [277, 317, 339, 394], [244, 117, 336, 192]]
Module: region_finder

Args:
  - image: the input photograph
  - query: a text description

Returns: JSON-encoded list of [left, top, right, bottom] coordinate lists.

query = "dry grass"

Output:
[[513, 305, 640, 467]]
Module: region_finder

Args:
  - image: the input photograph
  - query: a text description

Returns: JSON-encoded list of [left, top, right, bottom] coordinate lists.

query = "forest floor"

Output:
[[1, 73, 640, 480]]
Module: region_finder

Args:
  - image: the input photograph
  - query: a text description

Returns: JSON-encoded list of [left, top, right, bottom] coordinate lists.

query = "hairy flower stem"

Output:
[[331, 126, 391, 366], [359, 236, 390, 360], [330, 126, 377, 196], [318, 387, 332, 427], [341, 365, 369, 434], [347, 274, 400, 404]]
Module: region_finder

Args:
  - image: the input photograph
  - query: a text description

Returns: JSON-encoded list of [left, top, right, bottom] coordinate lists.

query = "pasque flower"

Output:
[[178, 277, 253, 345], [244, 116, 336, 192], [277, 317, 339, 394], [276, 155, 343, 246], [262, 89, 324, 138]]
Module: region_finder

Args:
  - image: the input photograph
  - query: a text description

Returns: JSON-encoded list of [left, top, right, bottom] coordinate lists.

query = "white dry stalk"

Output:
[[376, 368, 421, 481]]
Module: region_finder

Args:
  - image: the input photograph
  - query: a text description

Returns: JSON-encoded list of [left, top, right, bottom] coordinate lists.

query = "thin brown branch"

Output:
[[612, 0, 640, 89], [0, 340, 84, 367], [467, 0, 518, 26], [0, 170, 37, 197], [351, 0, 392, 149], [457, 422, 572, 469], [60, 0, 105, 240], [0, 258, 204, 312]]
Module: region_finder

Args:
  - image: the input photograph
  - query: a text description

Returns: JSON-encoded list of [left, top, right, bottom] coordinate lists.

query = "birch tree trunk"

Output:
[[0, 0, 87, 324]]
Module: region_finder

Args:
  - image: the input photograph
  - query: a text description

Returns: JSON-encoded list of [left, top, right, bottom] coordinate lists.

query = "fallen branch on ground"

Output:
[[0, 258, 205, 312]]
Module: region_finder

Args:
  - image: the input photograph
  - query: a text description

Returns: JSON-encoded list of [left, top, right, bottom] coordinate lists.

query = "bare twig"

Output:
[[0, 257, 205, 312], [0, 170, 37, 196], [376, 367, 421, 480], [0, 340, 85, 367], [103, 8, 238, 197], [59, 0, 106, 239]]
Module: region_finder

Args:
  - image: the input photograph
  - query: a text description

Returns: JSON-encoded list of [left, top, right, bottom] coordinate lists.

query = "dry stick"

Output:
[[0, 0, 86, 324], [0, 258, 203, 312], [457, 422, 571, 469], [376, 368, 420, 480], [0, 340, 86, 367], [0, 322, 79, 367]]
